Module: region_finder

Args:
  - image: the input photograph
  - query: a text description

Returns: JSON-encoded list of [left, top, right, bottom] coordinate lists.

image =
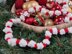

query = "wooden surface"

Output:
[[21, 21, 72, 33], [11, 4, 72, 33]]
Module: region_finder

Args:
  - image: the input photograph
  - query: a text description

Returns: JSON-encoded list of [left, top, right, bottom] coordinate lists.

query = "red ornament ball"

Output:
[[25, 17, 39, 26], [15, 9, 23, 16], [38, 0, 47, 5], [33, 20, 39, 26], [55, 5, 62, 10], [25, 17, 35, 25], [15, 0, 24, 9], [54, 16, 64, 25], [51, 7, 56, 11]]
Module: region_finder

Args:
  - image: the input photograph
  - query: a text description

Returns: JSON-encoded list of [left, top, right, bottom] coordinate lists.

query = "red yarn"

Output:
[[49, 29, 53, 33], [16, 39, 20, 45], [6, 32, 11, 34], [6, 38, 10, 41], [9, 19, 13, 22], [43, 43, 47, 48], [34, 44, 37, 48], [7, 26, 11, 28], [64, 28, 68, 33], [45, 36, 50, 40]]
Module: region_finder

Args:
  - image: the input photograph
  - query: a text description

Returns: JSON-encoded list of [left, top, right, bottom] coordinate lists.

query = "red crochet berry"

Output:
[[15, 9, 23, 16]]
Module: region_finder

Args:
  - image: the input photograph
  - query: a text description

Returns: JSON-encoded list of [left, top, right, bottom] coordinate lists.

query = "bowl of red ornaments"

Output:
[[11, 0, 72, 33]]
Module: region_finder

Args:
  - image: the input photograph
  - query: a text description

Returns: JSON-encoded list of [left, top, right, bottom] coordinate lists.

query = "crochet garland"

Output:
[[3, 18, 72, 50]]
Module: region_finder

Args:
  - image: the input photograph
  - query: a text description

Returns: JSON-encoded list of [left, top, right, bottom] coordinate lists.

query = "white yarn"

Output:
[[20, 15, 25, 21], [62, 4, 69, 9], [8, 38, 17, 46], [14, 18, 21, 23], [16, 18, 21, 23], [61, 9, 68, 14], [23, 11, 30, 17], [67, 13, 72, 17], [5, 21, 13, 27], [63, 0, 69, 3], [64, 17, 70, 23], [45, 31, 52, 38], [3, 27, 13, 33], [41, 8, 47, 14], [35, 5, 41, 11], [28, 40, 36, 48], [43, 39, 50, 45], [5, 33, 13, 40], [56, 0, 63, 4], [55, 10, 61, 16], [68, 27, 72, 33], [52, 27, 58, 35], [28, 7, 35, 13], [49, 11, 54, 16], [37, 43, 44, 50], [19, 39, 27, 47], [60, 29, 65, 35]]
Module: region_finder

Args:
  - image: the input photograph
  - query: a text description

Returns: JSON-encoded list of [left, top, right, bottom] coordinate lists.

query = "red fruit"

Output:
[[15, 9, 23, 16], [38, 0, 47, 5], [15, 0, 24, 9], [54, 16, 64, 25]]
